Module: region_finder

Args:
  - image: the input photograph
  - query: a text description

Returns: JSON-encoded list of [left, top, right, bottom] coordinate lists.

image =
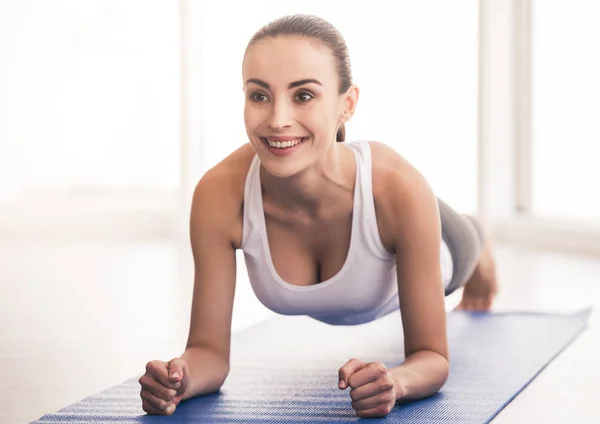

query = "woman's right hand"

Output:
[[139, 358, 190, 415]]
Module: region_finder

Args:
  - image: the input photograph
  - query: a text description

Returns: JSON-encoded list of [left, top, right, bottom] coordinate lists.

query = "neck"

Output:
[[260, 142, 355, 215]]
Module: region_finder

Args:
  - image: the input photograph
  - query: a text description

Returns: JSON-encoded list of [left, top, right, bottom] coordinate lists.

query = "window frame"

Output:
[[479, 0, 600, 257]]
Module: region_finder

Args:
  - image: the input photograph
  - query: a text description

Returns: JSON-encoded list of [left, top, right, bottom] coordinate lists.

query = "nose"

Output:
[[267, 98, 293, 131]]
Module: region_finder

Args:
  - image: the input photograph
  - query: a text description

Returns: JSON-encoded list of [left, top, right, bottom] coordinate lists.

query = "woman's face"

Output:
[[242, 35, 353, 178]]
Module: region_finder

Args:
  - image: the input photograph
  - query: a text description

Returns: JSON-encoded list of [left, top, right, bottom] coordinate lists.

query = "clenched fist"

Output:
[[338, 358, 402, 418], [139, 358, 190, 415]]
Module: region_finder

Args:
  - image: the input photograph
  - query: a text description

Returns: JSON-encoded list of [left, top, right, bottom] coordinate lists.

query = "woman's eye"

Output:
[[295, 91, 314, 102], [250, 92, 268, 102]]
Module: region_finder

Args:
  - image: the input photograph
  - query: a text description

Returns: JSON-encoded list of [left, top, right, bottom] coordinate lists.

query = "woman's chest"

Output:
[[264, 212, 353, 287]]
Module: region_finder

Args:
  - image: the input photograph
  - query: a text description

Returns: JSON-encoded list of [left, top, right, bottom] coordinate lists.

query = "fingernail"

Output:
[[171, 372, 180, 380], [339, 380, 346, 389]]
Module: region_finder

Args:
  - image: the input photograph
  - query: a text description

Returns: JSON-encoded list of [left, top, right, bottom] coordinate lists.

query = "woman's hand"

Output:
[[338, 358, 402, 418], [139, 358, 190, 415]]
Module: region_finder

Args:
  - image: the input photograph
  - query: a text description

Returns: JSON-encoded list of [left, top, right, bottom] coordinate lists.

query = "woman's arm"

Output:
[[180, 160, 246, 400], [372, 142, 450, 401], [335, 143, 449, 418]]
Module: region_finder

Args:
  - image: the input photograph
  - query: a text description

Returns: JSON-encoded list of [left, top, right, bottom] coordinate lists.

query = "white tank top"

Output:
[[241, 140, 453, 326]]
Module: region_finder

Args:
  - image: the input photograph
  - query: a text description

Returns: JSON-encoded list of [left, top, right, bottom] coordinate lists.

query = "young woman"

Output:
[[138, 14, 499, 418]]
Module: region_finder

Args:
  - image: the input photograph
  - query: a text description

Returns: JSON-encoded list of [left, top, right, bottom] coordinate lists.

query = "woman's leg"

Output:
[[438, 198, 499, 310]]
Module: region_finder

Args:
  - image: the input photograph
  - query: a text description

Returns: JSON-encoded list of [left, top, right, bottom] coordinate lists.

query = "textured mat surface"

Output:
[[32, 309, 591, 423]]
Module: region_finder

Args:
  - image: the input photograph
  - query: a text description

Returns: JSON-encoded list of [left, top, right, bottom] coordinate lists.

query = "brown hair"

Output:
[[245, 14, 353, 142]]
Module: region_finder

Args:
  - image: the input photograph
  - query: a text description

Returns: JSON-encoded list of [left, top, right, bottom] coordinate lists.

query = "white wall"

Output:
[[0, 0, 180, 238]]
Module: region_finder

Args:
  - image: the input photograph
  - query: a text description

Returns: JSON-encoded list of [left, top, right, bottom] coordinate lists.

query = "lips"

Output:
[[262, 136, 308, 142]]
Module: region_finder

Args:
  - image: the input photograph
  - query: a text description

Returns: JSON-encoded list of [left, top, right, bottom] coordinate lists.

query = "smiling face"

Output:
[[242, 35, 354, 178]]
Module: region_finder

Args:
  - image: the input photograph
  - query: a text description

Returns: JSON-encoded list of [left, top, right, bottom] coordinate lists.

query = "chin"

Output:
[[253, 137, 311, 178], [260, 160, 304, 179]]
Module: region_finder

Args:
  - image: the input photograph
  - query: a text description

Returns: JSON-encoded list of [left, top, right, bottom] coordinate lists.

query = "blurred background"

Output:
[[1, 0, 599, 423]]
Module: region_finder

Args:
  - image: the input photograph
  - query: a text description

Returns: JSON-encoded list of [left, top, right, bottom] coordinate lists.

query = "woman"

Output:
[[138, 14, 499, 418]]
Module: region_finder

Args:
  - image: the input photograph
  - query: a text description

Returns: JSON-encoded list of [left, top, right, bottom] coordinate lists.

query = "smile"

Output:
[[261, 137, 307, 149]]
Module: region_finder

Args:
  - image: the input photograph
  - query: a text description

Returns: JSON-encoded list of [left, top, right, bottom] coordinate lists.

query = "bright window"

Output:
[[531, 0, 600, 223], [0, 0, 180, 201]]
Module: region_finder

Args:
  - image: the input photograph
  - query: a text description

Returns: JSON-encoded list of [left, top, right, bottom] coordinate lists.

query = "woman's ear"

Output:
[[340, 84, 360, 123]]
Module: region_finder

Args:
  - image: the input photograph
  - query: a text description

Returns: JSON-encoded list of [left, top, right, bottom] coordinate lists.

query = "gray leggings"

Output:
[[438, 198, 485, 295]]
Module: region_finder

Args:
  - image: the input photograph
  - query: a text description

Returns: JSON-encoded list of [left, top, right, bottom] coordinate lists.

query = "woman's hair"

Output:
[[245, 14, 353, 142]]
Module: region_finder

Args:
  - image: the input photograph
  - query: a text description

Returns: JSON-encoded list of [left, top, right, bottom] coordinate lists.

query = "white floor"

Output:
[[0, 238, 598, 423]]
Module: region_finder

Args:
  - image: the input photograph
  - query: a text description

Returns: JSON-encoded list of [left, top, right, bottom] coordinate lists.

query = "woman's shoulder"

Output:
[[364, 140, 420, 189], [365, 140, 438, 244], [190, 143, 256, 246], [196, 143, 256, 196]]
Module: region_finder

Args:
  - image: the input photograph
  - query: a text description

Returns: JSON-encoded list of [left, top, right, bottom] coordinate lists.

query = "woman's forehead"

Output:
[[243, 36, 336, 85]]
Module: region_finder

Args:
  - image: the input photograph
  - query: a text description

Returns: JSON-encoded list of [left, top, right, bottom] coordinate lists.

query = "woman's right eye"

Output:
[[250, 92, 269, 102]]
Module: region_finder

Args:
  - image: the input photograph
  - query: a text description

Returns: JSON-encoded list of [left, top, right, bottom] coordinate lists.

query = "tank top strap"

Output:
[[347, 141, 394, 259], [241, 154, 261, 249]]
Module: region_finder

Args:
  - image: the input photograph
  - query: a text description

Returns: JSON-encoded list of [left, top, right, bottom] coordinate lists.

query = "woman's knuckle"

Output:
[[382, 379, 394, 391], [145, 361, 156, 373], [139, 376, 150, 388], [377, 402, 392, 414]]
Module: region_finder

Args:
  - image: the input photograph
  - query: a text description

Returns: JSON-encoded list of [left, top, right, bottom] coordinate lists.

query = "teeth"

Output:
[[266, 138, 305, 149]]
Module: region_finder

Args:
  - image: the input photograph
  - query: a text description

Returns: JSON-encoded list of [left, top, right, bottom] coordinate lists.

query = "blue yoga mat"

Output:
[[32, 309, 590, 423]]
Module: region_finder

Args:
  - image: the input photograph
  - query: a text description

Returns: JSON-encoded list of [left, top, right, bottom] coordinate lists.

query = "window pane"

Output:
[[199, 0, 478, 213], [0, 0, 180, 196], [531, 0, 600, 223]]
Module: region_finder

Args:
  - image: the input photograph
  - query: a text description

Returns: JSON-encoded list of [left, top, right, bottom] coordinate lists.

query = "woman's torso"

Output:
[[234, 140, 452, 325]]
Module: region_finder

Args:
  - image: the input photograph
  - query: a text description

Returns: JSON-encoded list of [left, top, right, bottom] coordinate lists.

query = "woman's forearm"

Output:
[[388, 350, 449, 401], [181, 346, 230, 400]]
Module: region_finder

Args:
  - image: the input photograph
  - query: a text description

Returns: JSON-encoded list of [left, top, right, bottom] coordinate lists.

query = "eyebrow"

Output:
[[245, 78, 322, 89]]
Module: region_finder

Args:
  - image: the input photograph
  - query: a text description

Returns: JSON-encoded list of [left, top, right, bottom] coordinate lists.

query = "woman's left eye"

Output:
[[295, 92, 314, 102], [250, 92, 268, 102]]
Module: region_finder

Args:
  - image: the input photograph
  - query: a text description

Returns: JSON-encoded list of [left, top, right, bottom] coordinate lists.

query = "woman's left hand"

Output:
[[337, 358, 401, 418]]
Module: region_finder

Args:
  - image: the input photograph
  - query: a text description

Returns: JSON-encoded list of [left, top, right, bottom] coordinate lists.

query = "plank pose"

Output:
[[139, 14, 499, 418]]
